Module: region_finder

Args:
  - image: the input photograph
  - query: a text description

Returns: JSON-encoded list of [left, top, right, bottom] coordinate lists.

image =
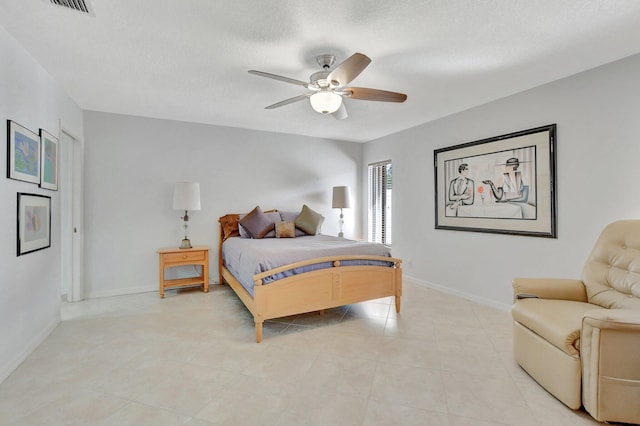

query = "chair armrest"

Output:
[[581, 309, 640, 423], [582, 308, 640, 328], [512, 278, 587, 302]]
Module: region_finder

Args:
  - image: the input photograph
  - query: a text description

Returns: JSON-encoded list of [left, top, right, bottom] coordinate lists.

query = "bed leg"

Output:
[[395, 296, 401, 313], [255, 321, 263, 343]]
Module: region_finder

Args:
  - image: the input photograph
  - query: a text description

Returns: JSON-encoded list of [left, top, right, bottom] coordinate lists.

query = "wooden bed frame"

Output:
[[218, 215, 402, 342]]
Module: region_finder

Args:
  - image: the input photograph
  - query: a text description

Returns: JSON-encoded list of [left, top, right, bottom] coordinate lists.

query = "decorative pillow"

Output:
[[238, 206, 275, 239], [295, 204, 324, 235], [275, 220, 296, 238], [238, 221, 250, 238], [219, 214, 240, 241], [239, 210, 279, 238], [279, 211, 306, 237]]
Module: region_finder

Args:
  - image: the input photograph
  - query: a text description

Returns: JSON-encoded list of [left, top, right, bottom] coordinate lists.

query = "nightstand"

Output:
[[157, 246, 209, 298]]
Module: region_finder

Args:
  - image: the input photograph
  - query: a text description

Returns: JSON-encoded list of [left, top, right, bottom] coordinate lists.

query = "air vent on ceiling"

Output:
[[49, 0, 95, 16]]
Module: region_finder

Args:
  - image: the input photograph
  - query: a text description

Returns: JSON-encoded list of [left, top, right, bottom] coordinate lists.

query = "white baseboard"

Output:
[[84, 280, 220, 300], [86, 285, 157, 299], [404, 274, 511, 312], [0, 315, 60, 384]]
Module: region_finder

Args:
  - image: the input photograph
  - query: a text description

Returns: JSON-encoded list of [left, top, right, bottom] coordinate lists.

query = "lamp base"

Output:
[[179, 238, 192, 249]]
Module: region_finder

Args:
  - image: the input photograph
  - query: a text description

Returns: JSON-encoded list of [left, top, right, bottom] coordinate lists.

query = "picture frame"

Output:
[[17, 192, 51, 256], [7, 120, 41, 184], [434, 124, 557, 238], [39, 129, 59, 190]]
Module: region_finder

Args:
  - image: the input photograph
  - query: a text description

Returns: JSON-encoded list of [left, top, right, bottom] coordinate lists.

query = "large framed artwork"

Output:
[[17, 192, 51, 256], [39, 129, 59, 190], [434, 124, 557, 238], [7, 120, 41, 184]]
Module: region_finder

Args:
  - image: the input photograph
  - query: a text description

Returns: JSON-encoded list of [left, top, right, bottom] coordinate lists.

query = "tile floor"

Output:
[[0, 279, 605, 425]]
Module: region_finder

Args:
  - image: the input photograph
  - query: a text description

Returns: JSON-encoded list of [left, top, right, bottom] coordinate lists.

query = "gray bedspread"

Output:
[[222, 235, 392, 296]]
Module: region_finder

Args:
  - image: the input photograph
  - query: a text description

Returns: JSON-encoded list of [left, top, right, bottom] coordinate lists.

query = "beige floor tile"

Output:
[[98, 402, 192, 425], [442, 370, 539, 426], [370, 362, 448, 413], [275, 386, 368, 426], [194, 375, 294, 425], [240, 344, 318, 383], [298, 352, 378, 397], [377, 335, 442, 369], [9, 388, 129, 426], [363, 401, 450, 426]]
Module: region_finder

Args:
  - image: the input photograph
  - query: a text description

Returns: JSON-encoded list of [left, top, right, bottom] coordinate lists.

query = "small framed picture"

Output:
[[39, 129, 59, 190], [7, 120, 41, 184], [17, 192, 51, 256]]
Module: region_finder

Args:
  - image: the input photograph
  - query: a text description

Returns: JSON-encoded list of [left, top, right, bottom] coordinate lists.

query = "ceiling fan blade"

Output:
[[327, 53, 371, 87], [344, 87, 407, 103], [264, 94, 311, 109], [248, 70, 309, 88], [332, 103, 348, 120]]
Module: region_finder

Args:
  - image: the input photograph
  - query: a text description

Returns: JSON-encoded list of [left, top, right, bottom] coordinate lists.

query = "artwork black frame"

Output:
[[434, 124, 557, 238], [7, 120, 41, 184], [39, 129, 59, 191], [17, 192, 52, 256]]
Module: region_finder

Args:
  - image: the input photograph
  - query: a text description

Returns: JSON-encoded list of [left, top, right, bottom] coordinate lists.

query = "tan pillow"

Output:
[[295, 204, 324, 235], [275, 220, 296, 238], [219, 214, 240, 241]]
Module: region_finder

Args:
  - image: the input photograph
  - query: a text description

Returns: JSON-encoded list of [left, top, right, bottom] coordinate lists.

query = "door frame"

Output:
[[60, 122, 84, 302]]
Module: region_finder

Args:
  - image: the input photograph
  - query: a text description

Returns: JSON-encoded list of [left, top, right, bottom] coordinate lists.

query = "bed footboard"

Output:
[[222, 256, 402, 342]]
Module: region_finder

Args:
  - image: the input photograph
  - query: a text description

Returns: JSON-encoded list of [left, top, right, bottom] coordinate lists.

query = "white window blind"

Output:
[[368, 160, 392, 245]]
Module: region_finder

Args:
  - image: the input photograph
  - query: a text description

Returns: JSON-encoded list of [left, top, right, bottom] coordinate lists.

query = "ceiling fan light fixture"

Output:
[[310, 91, 342, 114]]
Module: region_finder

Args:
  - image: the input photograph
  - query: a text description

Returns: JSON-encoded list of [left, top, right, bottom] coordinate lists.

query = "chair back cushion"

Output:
[[581, 220, 640, 309]]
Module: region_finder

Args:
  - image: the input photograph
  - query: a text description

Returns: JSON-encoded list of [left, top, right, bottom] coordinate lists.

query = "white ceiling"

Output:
[[2, 1, 640, 142]]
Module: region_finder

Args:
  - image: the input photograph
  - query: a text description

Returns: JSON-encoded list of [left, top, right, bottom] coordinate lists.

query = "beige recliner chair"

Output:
[[512, 220, 640, 424]]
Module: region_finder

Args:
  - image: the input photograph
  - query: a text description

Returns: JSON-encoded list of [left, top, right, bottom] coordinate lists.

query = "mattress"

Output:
[[222, 234, 392, 296]]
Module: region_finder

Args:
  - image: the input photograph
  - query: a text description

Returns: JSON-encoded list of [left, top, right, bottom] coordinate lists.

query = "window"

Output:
[[368, 160, 392, 245]]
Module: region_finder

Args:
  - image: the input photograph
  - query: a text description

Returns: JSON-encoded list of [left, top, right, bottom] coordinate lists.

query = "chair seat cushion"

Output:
[[512, 299, 605, 356]]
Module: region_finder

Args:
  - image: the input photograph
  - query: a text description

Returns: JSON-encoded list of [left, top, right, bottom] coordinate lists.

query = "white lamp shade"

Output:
[[173, 182, 201, 211], [310, 92, 342, 114], [332, 186, 351, 209]]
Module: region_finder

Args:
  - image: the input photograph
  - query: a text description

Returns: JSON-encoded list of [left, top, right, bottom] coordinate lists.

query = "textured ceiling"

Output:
[[2, 1, 640, 142]]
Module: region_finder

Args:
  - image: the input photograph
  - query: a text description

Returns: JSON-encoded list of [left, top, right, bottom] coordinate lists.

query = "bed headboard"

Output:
[[218, 214, 240, 284]]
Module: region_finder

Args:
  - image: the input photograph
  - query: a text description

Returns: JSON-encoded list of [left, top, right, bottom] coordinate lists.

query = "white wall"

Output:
[[82, 111, 362, 298], [0, 27, 83, 382], [364, 53, 640, 309]]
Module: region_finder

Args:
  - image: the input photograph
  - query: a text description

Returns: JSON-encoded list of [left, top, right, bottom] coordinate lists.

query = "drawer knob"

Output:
[[182, 255, 187, 259]]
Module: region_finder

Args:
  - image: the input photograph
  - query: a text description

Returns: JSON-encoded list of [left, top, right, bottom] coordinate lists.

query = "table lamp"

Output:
[[332, 185, 351, 238], [173, 182, 200, 249]]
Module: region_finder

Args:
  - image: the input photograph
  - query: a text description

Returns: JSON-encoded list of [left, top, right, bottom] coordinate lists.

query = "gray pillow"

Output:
[[294, 204, 324, 235], [238, 206, 276, 239], [239, 210, 279, 238]]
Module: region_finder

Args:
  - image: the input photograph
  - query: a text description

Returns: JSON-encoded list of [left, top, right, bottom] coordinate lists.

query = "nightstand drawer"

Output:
[[163, 251, 205, 263]]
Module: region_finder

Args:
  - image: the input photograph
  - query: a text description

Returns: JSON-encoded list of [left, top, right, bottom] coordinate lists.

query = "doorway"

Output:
[[60, 126, 84, 302]]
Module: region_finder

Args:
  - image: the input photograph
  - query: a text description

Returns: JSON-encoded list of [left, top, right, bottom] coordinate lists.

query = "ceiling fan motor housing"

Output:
[[310, 70, 330, 88]]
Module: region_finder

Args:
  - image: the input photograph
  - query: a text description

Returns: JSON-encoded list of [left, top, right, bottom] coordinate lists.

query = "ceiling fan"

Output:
[[248, 53, 407, 120]]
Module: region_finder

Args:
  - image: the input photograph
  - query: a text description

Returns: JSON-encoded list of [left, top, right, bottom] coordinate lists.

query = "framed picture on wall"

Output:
[[39, 129, 59, 190], [7, 120, 41, 184], [434, 124, 557, 238], [17, 192, 51, 256]]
